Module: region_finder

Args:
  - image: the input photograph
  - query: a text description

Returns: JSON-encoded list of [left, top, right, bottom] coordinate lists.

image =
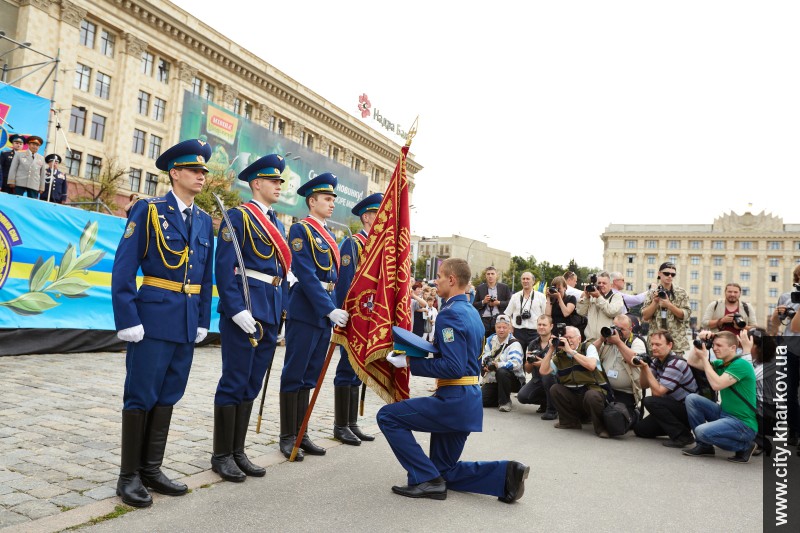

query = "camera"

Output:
[[585, 274, 598, 293], [656, 285, 668, 299], [600, 325, 621, 338], [555, 322, 567, 337], [779, 307, 797, 321], [526, 348, 543, 365], [490, 296, 497, 302], [632, 353, 653, 366], [548, 285, 558, 295], [747, 328, 763, 346], [732, 313, 747, 329], [693, 336, 714, 350], [520, 310, 531, 320], [792, 283, 800, 304], [551, 336, 566, 349]]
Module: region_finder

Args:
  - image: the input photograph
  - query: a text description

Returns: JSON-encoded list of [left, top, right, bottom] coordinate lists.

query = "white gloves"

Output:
[[118, 325, 145, 343], [195, 328, 208, 343], [232, 310, 257, 334], [327, 309, 350, 327], [386, 351, 408, 368]]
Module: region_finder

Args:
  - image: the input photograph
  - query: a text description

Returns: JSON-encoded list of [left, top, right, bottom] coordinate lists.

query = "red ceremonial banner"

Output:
[[331, 145, 413, 403]]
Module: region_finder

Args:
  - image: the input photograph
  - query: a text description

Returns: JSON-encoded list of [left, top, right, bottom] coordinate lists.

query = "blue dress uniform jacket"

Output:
[[111, 191, 214, 411], [333, 231, 366, 386], [377, 294, 509, 496], [43, 169, 67, 203], [280, 219, 338, 392], [214, 205, 289, 405]]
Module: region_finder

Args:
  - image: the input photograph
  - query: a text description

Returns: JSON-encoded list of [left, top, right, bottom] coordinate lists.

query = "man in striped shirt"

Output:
[[633, 330, 698, 448], [480, 315, 525, 412]]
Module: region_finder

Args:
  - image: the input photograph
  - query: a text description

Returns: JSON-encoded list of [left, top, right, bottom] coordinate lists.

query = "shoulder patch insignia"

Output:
[[342, 255, 351, 266], [221, 226, 232, 242], [291, 238, 303, 252], [443, 328, 455, 343], [124, 221, 136, 239]]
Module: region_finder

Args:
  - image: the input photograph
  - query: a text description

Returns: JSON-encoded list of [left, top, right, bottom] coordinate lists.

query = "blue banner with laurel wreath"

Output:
[[0, 194, 221, 332]]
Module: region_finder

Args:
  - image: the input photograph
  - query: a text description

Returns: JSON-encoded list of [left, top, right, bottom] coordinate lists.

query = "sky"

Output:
[[171, 0, 799, 268]]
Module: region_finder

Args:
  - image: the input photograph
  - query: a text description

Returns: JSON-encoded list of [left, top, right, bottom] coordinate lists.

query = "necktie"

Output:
[[268, 210, 277, 225], [183, 208, 192, 232]]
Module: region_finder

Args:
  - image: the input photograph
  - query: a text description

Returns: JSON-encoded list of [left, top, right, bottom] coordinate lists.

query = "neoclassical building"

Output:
[[602, 210, 800, 326], [0, 0, 421, 225]]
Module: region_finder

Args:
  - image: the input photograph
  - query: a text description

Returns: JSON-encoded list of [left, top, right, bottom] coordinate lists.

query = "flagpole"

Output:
[[289, 341, 338, 462]]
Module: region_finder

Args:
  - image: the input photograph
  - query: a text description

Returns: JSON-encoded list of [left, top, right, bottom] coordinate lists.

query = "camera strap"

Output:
[[520, 292, 533, 313]]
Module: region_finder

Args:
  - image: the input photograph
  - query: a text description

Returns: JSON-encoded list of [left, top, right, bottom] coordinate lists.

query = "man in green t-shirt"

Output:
[[682, 331, 758, 463]]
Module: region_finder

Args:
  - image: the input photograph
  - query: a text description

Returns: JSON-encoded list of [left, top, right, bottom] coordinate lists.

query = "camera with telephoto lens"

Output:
[[632, 353, 653, 366], [693, 336, 714, 350], [482, 356, 496, 372], [526, 348, 543, 365], [657, 285, 668, 299], [791, 283, 800, 304], [732, 313, 747, 329], [555, 322, 567, 337], [600, 325, 621, 338], [585, 274, 598, 293], [748, 328, 763, 346], [551, 336, 567, 349], [548, 285, 558, 295], [779, 307, 797, 321]]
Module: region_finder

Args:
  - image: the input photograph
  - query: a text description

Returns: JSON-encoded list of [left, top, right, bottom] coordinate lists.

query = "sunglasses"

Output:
[[660, 272, 676, 277]]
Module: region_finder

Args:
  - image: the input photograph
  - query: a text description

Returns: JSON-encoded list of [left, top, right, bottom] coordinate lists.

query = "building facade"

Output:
[[412, 234, 512, 281], [602, 210, 800, 327], [0, 0, 421, 224]]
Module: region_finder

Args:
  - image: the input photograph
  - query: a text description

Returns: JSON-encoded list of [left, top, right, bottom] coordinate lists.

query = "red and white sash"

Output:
[[302, 216, 340, 271], [353, 232, 368, 249], [239, 203, 292, 273]]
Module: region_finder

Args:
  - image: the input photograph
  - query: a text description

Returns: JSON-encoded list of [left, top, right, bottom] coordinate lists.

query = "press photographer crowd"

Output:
[[410, 263, 800, 464]]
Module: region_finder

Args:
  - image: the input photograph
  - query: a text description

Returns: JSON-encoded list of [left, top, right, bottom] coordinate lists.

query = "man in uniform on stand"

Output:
[[380, 258, 529, 503], [279, 173, 349, 460], [0, 135, 25, 193], [111, 139, 214, 508], [42, 154, 68, 203], [7, 135, 45, 198], [212, 154, 290, 481], [332, 192, 383, 446]]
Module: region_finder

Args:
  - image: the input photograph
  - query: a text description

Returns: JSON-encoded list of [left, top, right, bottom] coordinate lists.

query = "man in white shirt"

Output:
[[503, 271, 546, 350]]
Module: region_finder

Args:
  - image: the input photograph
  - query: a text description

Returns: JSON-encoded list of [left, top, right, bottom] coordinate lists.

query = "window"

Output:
[[626, 268, 634, 278], [305, 133, 314, 150], [690, 285, 698, 295], [668, 240, 679, 249], [65, 150, 82, 175], [740, 272, 751, 282], [690, 240, 701, 249], [713, 286, 722, 296], [90, 114, 105, 141], [328, 145, 340, 161], [95, 72, 111, 99], [152, 98, 166, 122], [372, 167, 381, 184], [191, 77, 202, 95], [244, 102, 252, 120], [626, 240, 636, 249], [668, 256, 678, 264], [148, 135, 162, 159], [769, 241, 782, 250], [770, 273, 778, 283], [647, 256, 655, 265], [204, 83, 215, 102], [690, 301, 698, 312], [268, 116, 275, 131], [144, 172, 159, 196], [742, 287, 750, 296], [795, 241, 800, 251], [646, 269, 655, 279], [132, 129, 146, 155], [352, 158, 361, 173], [129, 168, 142, 192], [689, 256, 699, 265], [86, 155, 102, 180], [79, 20, 96, 48], [740, 257, 751, 267], [100, 30, 115, 57], [646, 240, 657, 249], [713, 241, 725, 250], [69, 106, 86, 135], [157, 59, 169, 83], [74, 63, 91, 92], [738, 241, 753, 250], [277, 119, 285, 136], [770, 258, 780, 267], [141, 51, 154, 76], [233, 98, 241, 115], [713, 271, 722, 281], [769, 288, 778, 298], [625, 283, 633, 291], [713, 256, 723, 266], [690, 271, 699, 280], [137, 91, 150, 115]]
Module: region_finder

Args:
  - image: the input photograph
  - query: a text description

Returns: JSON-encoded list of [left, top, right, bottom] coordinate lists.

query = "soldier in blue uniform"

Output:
[[111, 139, 215, 508], [212, 154, 290, 481], [279, 172, 349, 460], [0, 135, 24, 193], [332, 192, 383, 446], [43, 154, 68, 203], [379, 258, 530, 502]]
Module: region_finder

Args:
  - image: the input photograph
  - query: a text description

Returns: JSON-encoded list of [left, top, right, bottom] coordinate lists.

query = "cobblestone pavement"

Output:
[[0, 344, 425, 530]]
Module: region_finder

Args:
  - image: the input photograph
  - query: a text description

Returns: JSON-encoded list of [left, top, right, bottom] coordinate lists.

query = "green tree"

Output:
[[72, 157, 128, 213], [414, 255, 428, 280], [194, 171, 241, 221]]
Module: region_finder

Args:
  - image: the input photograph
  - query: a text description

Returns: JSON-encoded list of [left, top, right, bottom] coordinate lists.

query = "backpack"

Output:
[[688, 366, 718, 402]]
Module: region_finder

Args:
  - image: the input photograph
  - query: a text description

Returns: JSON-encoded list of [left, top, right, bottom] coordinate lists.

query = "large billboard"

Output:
[[179, 92, 368, 226]]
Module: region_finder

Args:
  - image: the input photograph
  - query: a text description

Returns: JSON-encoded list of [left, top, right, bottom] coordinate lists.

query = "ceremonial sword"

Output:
[[212, 193, 263, 347]]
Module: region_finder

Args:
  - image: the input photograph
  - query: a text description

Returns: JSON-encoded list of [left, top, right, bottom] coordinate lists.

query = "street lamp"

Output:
[[466, 234, 490, 266], [0, 34, 32, 82]]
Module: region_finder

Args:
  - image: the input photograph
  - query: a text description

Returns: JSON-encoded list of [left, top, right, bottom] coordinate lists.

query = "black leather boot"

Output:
[[140, 405, 188, 495], [233, 400, 265, 476], [279, 392, 303, 461], [116, 409, 152, 508], [349, 385, 375, 442], [333, 386, 361, 446], [297, 389, 326, 455], [211, 404, 246, 482]]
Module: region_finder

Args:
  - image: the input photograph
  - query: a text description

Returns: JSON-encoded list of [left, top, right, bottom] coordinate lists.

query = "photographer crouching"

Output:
[[516, 315, 559, 420], [540, 325, 611, 438], [593, 315, 644, 417], [480, 315, 526, 412]]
